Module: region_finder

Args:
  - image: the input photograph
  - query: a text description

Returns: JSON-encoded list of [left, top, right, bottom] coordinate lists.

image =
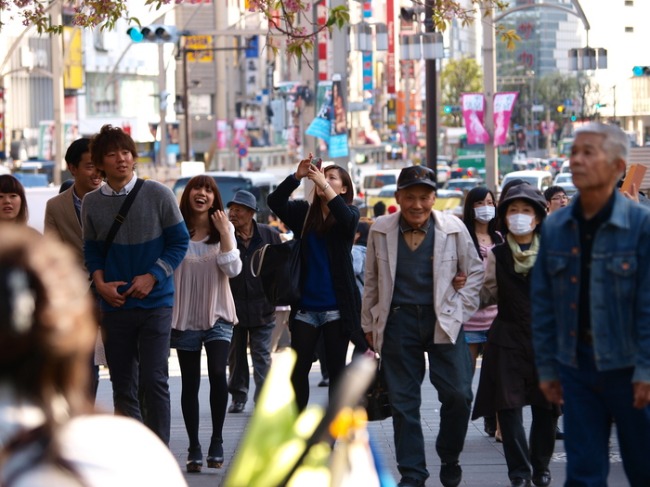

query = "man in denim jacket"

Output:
[[531, 122, 650, 486]]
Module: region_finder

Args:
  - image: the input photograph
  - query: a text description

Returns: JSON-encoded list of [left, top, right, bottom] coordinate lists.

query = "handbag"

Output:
[[363, 358, 392, 421], [251, 237, 302, 306]]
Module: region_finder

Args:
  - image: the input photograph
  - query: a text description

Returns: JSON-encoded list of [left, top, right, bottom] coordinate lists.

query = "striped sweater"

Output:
[[82, 179, 189, 312]]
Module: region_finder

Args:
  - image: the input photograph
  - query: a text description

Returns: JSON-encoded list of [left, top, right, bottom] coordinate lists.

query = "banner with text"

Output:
[[493, 92, 519, 147], [461, 93, 489, 145]]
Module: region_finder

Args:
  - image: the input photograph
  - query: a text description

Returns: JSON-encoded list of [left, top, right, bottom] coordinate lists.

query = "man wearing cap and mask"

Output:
[[226, 190, 282, 414], [361, 165, 484, 487]]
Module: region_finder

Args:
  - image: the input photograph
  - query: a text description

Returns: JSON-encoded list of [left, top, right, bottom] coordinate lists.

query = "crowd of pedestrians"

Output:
[[0, 122, 648, 487]]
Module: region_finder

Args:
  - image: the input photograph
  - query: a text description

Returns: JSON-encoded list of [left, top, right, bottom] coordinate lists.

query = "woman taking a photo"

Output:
[[472, 184, 558, 487], [171, 175, 242, 473], [268, 156, 369, 411]]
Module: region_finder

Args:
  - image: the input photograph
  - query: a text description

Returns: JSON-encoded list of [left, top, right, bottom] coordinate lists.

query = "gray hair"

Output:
[[574, 122, 629, 166]]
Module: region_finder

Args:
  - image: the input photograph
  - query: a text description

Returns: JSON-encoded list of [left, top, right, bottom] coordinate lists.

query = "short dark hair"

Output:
[[543, 185, 567, 202], [64, 138, 91, 169], [90, 125, 138, 168], [0, 175, 28, 224], [373, 201, 386, 217]]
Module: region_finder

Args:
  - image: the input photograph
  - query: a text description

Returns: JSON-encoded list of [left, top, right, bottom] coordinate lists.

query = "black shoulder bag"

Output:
[[103, 178, 144, 257]]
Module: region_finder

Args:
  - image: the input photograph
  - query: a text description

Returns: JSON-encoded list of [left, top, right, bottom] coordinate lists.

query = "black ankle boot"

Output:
[[207, 440, 224, 468], [186, 445, 203, 473]]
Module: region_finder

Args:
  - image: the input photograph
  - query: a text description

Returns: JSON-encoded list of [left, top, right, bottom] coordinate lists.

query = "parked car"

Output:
[[500, 170, 554, 194], [553, 172, 578, 197], [437, 165, 451, 186], [443, 178, 484, 195]]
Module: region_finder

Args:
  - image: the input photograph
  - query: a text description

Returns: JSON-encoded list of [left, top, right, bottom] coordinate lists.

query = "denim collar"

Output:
[[562, 190, 630, 230]]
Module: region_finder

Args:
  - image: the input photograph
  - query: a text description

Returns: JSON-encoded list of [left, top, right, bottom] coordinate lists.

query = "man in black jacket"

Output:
[[227, 190, 282, 413]]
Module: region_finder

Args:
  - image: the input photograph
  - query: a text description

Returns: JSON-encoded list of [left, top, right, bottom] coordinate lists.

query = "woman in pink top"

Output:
[[461, 187, 503, 438], [171, 175, 242, 473], [462, 187, 503, 369]]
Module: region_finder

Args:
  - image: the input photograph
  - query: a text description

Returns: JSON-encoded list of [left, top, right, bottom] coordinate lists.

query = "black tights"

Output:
[[176, 340, 230, 448], [290, 318, 348, 411]]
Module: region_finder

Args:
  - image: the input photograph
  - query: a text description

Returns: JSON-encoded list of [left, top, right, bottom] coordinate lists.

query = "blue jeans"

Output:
[[381, 305, 473, 482], [102, 307, 172, 445], [228, 322, 275, 404], [560, 343, 650, 487]]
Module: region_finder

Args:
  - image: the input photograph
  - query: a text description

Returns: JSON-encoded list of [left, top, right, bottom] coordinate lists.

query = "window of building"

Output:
[[625, 1, 633, 6], [625, 26, 634, 33]]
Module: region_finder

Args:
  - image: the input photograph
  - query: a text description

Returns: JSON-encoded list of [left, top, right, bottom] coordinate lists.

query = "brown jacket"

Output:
[[44, 186, 84, 267]]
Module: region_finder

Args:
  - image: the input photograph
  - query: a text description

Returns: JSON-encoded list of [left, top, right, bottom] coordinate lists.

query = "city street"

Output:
[[95, 349, 629, 487]]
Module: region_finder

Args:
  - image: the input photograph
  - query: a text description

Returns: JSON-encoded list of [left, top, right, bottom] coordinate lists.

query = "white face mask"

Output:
[[507, 213, 536, 236], [474, 206, 495, 223]]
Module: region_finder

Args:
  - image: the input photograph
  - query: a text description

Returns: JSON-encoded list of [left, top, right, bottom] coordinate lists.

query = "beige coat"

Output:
[[44, 187, 84, 266], [361, 210, 484, 352]]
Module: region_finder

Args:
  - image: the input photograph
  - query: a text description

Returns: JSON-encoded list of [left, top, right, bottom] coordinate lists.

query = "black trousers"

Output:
[[498, 405, 557, 481]]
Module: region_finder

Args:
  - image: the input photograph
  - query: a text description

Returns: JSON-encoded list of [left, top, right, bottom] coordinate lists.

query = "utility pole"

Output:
[[158, 43, 168, 168], [51, 2, 64, 186], [482, 2, 498, 193]]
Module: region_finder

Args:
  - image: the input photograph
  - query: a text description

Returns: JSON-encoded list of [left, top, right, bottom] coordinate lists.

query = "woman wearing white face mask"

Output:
[[460, 187, 503, 371], [471, 184, 559, 487], [457, 187, 504, 439]]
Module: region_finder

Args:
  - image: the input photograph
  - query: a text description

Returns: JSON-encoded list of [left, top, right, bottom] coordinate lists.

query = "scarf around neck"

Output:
[[507, 232, 539, 275]]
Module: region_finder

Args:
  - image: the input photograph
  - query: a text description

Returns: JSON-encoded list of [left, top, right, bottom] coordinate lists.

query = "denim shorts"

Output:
[[295, 310, 341, 328], [464, 330, 489, 344], [170, 319, 234, 351]]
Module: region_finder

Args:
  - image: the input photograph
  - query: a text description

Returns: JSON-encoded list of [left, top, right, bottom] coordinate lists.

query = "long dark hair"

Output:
[[462, 186, 502, 259], [304, 165, 354, 235], [0, 175, 28, 224], [179, 175, 224, 244]]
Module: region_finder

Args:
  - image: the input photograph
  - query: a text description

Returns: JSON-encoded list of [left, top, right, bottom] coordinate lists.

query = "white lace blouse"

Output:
[[171, 224, 242, 331]]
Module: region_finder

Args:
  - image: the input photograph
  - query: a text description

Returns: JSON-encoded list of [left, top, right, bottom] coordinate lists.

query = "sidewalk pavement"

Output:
[[95, 350, 629, 487]]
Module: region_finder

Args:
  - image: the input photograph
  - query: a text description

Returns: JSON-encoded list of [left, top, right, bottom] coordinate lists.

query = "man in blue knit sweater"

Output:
[[82, 125, 189, 445]]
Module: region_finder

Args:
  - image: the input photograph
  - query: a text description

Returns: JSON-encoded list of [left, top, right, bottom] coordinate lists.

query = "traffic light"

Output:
[[443, 105, 460, 114], [570, 112, 577, 122], [127, 25, 179, 43], [557, 105, 565, 113], [633, 66, 650, 76], [444, 105, 452, 114]]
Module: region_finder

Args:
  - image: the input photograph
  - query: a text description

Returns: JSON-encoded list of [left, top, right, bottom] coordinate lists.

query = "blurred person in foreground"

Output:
[[0, 227, 186, 486], [82, 125, 189, 444], [531, 122, 650, 486], [362, 165, 483, 487]]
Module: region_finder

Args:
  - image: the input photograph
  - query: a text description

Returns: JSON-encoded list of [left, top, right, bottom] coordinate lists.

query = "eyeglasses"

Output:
[[550, 195, 569, 202]]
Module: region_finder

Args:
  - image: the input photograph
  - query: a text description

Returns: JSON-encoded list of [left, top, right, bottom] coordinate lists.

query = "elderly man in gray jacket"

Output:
[[362, 166, 483, 487]]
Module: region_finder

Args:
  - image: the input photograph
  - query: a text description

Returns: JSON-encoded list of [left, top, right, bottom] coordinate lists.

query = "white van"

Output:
[[172, 171, 278, 222], [500, 170, 554, 194], [359, 169, 403, 198], [560, 160, 571, 173]]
